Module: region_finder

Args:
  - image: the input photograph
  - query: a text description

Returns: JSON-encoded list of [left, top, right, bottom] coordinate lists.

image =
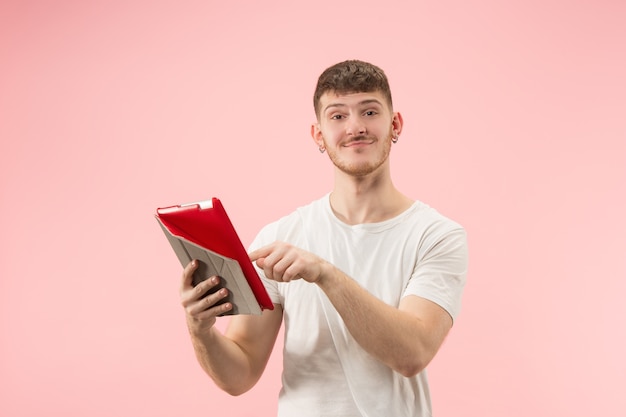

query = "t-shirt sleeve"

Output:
[[248, 222, 282, 306], [402, 227, 468, 321]]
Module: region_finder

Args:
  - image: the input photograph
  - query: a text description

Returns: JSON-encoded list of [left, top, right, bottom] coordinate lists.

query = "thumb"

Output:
[[254, 257, 266, 268]]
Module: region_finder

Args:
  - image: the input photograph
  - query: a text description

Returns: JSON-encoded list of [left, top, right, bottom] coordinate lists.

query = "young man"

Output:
[[179, 60, 468, 416]]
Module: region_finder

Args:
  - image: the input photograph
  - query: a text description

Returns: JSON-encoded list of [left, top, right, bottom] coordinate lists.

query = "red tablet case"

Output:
[[155, 198, 273, 315]]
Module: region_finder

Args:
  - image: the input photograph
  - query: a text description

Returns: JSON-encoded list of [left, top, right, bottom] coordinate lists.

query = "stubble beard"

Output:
[[326, 132, 393, 177]]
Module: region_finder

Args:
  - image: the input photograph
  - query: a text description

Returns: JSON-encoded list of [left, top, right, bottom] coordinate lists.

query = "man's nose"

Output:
[[346, 117, 367, 136]]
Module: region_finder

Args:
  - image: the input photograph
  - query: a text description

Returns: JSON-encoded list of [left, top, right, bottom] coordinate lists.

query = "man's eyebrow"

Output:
[[323, 99, 383, 113], [358, 99, 383, 107], [323, 103, 346, 113]]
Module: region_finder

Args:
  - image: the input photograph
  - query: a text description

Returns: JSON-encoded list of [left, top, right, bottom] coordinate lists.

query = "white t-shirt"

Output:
[[249, 194, 468, 417]]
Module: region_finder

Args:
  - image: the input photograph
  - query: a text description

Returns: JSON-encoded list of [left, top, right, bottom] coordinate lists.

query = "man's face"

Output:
[[312, 91, 401, 177]]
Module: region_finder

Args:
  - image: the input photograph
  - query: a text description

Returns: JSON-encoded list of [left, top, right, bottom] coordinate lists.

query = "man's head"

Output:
[[313, 60, 393, 119], [311, 60, 403, 179]]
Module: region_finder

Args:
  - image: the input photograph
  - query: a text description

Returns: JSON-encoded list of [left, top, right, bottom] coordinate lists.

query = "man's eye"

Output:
[[331, 114, 344, 120], [364, 110, 377, 116]]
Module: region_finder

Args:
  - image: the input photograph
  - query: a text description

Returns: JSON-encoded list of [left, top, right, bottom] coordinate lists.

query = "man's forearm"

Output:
[[315, 265, 451, 377], [189, 326, 257, 396]]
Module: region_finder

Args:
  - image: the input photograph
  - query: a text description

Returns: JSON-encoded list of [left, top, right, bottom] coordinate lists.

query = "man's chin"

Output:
[[336, 161, 384, 177]]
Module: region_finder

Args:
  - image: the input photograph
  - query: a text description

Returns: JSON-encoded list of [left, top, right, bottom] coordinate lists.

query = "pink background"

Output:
[[1, 0, 625, 416]]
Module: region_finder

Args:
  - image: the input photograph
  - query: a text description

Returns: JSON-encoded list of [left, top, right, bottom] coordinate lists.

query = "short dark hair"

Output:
[[313, 60, 393, 118]]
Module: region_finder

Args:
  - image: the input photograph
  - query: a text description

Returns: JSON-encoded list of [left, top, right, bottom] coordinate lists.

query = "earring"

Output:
[[391, 135, 399, 144], [319, 146, 326, 153]]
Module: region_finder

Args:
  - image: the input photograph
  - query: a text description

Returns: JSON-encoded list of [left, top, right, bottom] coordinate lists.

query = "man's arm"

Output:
[[181, 260, 283, 395], [316, 267, 451, 377], [250, 242, 455, 377]]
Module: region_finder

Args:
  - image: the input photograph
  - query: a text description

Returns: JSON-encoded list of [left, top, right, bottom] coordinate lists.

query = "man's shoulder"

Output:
[[252, 195, 329, 243], [405, 200, 464, 230]]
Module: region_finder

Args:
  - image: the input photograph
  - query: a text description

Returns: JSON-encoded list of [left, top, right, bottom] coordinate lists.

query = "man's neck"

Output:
[[330, 170, 413, 225]]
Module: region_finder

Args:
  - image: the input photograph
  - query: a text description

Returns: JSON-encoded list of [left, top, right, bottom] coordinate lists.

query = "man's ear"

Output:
[[311, 123, 324, 148], [392, 112, 404, 137]]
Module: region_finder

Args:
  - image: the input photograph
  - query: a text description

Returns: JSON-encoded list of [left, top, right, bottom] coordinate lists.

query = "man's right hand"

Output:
[[179, 260, 233, 334], [177, 259, 282, 396]]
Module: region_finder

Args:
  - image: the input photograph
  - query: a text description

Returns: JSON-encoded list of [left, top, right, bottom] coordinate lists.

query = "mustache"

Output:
[[345, 135, 376, 144]]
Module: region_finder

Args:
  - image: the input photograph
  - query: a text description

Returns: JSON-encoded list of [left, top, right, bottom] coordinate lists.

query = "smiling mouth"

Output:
[[344, 136, 376, 147]]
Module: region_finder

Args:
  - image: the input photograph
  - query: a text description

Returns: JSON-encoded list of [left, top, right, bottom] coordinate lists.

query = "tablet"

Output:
[[156, 198, 273, 315]]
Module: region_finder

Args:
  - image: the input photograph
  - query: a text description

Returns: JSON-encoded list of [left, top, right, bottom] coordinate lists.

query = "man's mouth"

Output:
[[344, 136, 376, 147]]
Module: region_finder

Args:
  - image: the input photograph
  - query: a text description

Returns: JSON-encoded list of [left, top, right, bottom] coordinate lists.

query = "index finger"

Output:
[[249, 243, 275, 262], [180, 259, 198, 291]]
